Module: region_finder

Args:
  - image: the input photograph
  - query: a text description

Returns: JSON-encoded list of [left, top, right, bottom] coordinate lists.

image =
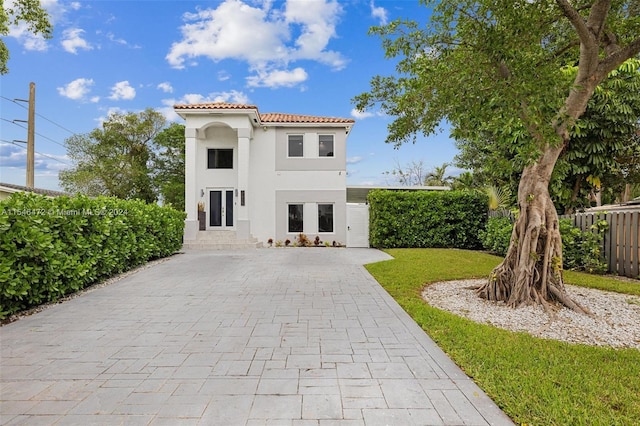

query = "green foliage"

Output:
[[153, 123, 186, 210], [551, 59, 640, 212], [485, 185, 512, 210], [60, 109, 166, 203], [0, 0, 53, 74], [368, 190, 488, 249], [481, 216, 608, 273], [479, 216, 513, 256], [0, 192, 185, 319], [559, 218, 608, 274], [366, 248, 640, 425], [424, 163, 453, 186]]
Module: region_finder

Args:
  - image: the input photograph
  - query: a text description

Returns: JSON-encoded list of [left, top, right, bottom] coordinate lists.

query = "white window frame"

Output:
[[207, 148, 234, 169], [317, 203, 334, 233], [287, 134, 304, 158], [288, 203, 304, 233], [318, 134, 334, 158]]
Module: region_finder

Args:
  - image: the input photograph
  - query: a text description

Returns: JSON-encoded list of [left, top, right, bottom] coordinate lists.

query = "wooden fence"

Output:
[[489, 209, 639, 279], [563, 210, 639, 279]]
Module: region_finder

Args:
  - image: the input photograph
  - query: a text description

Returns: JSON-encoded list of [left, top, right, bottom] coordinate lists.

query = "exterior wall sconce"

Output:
[[200, 189, 204, 197]]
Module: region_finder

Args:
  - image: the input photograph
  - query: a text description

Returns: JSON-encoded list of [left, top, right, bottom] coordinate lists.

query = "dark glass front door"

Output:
[[209, 189, 234, 228]]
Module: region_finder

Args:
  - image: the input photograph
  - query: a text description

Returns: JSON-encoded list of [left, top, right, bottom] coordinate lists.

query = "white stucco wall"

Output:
[[181, 108, 350, 245]]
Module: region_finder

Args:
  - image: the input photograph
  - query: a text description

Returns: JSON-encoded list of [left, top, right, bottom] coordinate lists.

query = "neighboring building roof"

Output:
[[174, 102, 355, 125], [346, 185, 450, 204], [585, 202, 640, 212], [0, 182, 68, 198]]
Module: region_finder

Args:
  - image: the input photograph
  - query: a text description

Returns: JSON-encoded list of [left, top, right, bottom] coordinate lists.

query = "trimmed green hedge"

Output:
[[368, 190, 488, 249], [0, 193, 185, 318], [480, 216, 608, 273]]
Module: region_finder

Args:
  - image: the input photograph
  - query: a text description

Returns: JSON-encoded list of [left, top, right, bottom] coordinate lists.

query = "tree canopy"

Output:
[[60, 109, 166, 203], [1, 0, 52, 74], [354, 0, 640, 311], [153, 123, 185, 210], [455, 59, 640, 213]]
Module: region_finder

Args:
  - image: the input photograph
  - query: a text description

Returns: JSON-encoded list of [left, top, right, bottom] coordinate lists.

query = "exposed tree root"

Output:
[[476, 167, 592, 315]]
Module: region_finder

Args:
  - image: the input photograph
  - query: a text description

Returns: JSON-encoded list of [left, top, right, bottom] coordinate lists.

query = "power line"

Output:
[[0, 139, 71, 166], [0, 117, 67, 148], [1, 95, 78, 136]]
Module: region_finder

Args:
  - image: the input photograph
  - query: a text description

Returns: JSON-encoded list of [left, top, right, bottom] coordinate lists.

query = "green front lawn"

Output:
[[366, 248, 640, 425]]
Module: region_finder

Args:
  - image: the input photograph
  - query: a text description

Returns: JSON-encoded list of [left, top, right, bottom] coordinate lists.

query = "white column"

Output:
[[184, 127, 198, 241], [236, 127, 251, 238]]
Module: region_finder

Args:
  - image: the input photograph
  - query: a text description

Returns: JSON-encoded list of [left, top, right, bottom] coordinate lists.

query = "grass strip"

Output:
[[366, 248, 640, 425]]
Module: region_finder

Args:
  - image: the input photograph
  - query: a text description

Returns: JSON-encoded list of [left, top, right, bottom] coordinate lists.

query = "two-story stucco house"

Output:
[[175, 103, 355, 249]]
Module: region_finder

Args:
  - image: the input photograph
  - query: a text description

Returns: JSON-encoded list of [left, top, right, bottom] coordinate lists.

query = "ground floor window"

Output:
[[318, 204, 334, 233], [288, 204, 303, 233]]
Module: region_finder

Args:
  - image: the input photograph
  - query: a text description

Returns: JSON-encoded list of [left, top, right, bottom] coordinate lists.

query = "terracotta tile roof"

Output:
[[174, 102, 258, 111], [174, 102, 354, 124], [261, 113, 354, 124]]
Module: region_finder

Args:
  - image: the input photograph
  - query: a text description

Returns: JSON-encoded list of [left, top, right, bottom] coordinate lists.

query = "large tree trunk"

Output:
[[476, 144, 590, 314]]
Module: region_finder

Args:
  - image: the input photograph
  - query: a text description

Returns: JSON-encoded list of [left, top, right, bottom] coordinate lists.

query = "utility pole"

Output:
[[26, 82, 35, 188]]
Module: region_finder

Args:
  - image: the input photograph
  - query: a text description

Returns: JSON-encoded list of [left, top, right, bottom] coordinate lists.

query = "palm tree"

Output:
[[424, 163, 453, 186], [451, 171, 476, 190]]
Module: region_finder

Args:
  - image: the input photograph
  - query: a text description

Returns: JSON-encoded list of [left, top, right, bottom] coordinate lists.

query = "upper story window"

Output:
[[319, 135, 334, 157], [288, 135, 304, 157], [208, 149, 233, 169]]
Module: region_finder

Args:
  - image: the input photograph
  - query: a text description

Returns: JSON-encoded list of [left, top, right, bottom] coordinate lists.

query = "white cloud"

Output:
[[246, 67, 308, 88], [5, 0, 74, 52], [283, 0, 346, 69], [166, 0, 288, 69], [8, 23, 48, 51], [0, 143, 27, 168], [108, 81, 136, 100], [0, 142, 70, 175], [61, 28, 93, 54], [157, 82, 174, 93], [106, 32, 141, 49], [70, 2, 81, 10], [166, 0, 346, 87], [351, 108, 374, 119], [347, 156, 363, 164], [370, 0, 388, 25], [57, 78, 96, 101], [218, 70, 231, 81]]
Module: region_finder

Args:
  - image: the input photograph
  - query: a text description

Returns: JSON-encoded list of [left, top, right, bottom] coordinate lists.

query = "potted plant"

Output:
[[197, 201, 206, 230]]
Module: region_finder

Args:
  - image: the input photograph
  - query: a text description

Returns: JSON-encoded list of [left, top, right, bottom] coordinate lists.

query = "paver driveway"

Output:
[[1, 248, 513, 425]]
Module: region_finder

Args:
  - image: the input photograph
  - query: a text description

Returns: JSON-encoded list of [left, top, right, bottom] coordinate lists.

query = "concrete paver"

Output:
[[0, 248, 513, 425]]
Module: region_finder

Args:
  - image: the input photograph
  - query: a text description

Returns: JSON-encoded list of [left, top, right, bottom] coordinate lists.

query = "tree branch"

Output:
[[555, 0, 594, 47], [597, 36, 640, 79], [550, 40, 581, 59], [585, 0, 611, 38]]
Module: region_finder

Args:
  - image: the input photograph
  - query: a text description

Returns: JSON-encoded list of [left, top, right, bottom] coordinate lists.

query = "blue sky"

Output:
[[0, 0, 460, 191]]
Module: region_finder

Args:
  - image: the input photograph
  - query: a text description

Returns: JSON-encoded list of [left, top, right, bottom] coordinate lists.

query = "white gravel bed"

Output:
[[422, 279, 640, 349]]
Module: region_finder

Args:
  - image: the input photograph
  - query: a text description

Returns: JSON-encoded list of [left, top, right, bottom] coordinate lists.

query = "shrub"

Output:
[[0, 192, 185, 319], [559, 218, 608, 274], [480, 216, 608, 273], [368, 190, 488, 249], [296, 233, 311, 247], [478, 216, 513, 257]]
